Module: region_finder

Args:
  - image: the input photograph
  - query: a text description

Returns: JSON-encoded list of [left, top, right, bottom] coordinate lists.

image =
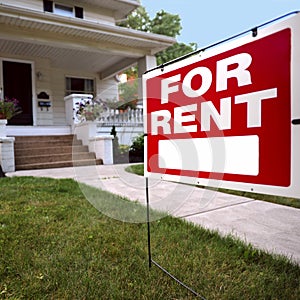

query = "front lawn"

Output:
[[0, 177, 299, 299]]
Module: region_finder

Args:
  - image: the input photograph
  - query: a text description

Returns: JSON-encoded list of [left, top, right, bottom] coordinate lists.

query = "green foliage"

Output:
[[117, 6, 150, 32], [125, 164, 144, 176], [104, 78, 138, 110], [150, 9, 182, 37], [156, 42, 197, 66], [75, 98, 103, 122], [129, 134, 144, 163], [119, 144, 130, 155], [123, 66, 138, 80], [118, 8, 182, 38], [110, 126, 130, 163], [130, 134, 144, 153], [0, 177, 299, 299], [117, 6, 197, 71], [118, 79, 138, 110]]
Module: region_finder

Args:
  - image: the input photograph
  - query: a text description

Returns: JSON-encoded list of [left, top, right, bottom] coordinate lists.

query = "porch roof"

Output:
[[0, 4, 175, 78]]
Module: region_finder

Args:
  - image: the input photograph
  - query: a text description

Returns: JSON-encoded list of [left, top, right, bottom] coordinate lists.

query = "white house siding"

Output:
[[50, 68, 65, 125], [85, 10, 114, 25], [35, 58, 53, 125], [1, 0, 116, 25], [0, 0, 41, 12], [78, 4, 115, 25]]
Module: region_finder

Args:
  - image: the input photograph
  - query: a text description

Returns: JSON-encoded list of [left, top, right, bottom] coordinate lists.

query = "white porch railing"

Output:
[[97, 107, 144, 145], [64, 94, 144, 146], [99, 107, 143, 127]]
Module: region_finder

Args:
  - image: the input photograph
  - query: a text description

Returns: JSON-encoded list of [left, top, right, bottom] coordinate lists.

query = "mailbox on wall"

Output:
[[37, 91, 51, 111], [38, 101, 52, 111]]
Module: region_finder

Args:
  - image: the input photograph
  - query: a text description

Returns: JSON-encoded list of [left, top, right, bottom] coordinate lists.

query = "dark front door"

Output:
[[3, 61, 33, 125]]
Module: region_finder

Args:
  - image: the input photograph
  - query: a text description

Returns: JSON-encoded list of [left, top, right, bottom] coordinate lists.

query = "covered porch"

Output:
[[0, 3, 175, 171], [0, 3, 175, 128]]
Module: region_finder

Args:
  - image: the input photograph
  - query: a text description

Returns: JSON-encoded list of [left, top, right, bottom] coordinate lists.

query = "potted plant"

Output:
[[0, 97, 22, 120], [75, 98, 103, 122], [0, 97, 22, 137]]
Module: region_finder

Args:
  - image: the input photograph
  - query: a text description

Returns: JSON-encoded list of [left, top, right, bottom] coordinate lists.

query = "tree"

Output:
[[118, 6, 150, 32], [150, 9, 182, 38], [156, 41, 197, 66], [117, 7, 196, 67]]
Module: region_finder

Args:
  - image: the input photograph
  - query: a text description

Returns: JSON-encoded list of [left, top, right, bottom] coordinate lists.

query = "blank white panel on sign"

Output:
[[158, 135, 259, 175]]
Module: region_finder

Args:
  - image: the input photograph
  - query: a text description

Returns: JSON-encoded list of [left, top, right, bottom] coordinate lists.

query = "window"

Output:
[[65, 77, 95, 96], [43, 0, 53, 13], [74, 7, 84, 19], [43, 1, 83, 19], [54, 4, 73, 17]]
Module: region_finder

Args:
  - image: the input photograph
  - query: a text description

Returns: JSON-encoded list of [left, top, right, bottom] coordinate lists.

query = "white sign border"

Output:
[[143, 13, 300, 199]]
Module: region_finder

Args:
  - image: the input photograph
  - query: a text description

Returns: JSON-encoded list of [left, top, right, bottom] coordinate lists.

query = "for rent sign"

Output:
[[143, 13, 300, 198]]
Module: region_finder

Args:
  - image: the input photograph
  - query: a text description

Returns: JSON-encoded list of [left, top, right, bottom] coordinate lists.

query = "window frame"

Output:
[[65, 76, 96, 97], [43, 1, 83, 19]]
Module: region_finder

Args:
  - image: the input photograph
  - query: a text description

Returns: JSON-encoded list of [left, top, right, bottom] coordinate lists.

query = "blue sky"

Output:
[[141, 0, 299, 48]]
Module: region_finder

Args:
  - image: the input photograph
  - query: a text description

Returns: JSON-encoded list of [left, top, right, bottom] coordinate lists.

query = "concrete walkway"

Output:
[[7, 164, 300, 265]]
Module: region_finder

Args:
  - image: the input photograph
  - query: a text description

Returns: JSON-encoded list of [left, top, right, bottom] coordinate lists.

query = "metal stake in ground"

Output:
[[145, 177, 206, 299]]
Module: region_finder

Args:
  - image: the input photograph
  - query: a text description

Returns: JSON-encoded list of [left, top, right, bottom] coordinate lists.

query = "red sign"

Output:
[[145, 28, 291, 187]]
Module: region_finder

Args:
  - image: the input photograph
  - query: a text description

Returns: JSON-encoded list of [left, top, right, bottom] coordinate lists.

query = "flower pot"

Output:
[[0, 119, 7, 137]]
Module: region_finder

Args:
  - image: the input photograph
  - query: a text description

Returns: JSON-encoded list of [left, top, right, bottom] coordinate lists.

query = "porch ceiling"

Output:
[[0, 38, 137, 76], [0, 4, 175, 78]]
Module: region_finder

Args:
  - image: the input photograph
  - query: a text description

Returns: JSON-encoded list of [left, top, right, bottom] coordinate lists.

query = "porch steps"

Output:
[[14, 135, 102, 170]]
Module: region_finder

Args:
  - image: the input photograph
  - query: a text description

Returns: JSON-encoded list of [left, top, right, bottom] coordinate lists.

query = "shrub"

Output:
[[129, 134, 144, 163]]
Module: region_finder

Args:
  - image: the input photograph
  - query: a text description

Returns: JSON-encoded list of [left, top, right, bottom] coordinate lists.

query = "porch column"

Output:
[[138, 55, 157, 77], [137, 55, 157, 104], [0, 137, 15, 173]]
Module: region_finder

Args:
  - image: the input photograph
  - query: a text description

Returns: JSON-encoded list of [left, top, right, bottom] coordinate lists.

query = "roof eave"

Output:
[[0, 3, 175, 54]]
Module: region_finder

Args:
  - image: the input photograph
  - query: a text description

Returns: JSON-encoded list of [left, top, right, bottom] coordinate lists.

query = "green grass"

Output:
[[126, 164, 300, 209], [125, 163, 144, 176], [1, 176, 300, 299]]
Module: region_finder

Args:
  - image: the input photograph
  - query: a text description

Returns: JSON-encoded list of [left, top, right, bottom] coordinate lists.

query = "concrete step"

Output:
[[14, 135, 75, 142], [14, 139, 82, 150], [14, 134, 102, 171], [16, 159, 103, 171], [14, 145, 89, 156], [15, 152, 96, 165]]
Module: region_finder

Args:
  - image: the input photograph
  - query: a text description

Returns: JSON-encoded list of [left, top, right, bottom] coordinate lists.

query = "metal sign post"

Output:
[[145, 176, 206, 299]]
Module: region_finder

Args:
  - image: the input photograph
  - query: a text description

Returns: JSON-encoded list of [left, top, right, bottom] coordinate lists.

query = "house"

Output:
[[0, 0, 175, 171]]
